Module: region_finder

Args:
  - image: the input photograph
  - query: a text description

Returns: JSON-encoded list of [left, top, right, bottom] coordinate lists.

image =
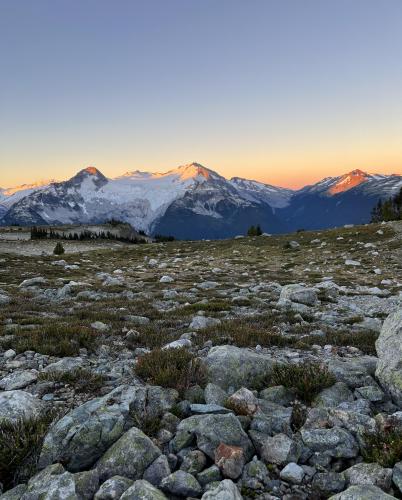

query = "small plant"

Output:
[[362, 424, 402, 467], [135, 348, 207, 395], [53, 242, 65, 255], [38, 368, 105, 394], [265, 362, 336, 404], [290, 401, 307, 431], [0, 411, 54, 490]]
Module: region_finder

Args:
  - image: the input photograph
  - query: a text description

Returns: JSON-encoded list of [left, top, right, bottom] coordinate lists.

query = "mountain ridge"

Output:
[[1, 163, 401, 237]]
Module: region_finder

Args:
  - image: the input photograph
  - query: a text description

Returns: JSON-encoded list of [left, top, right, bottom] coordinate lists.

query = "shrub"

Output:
[[297, 329, 378, 355], [265, 362, 336, 404], [362, 425, 402, 467], [135, 348, 207, 395], [38, 368, 105, 393], [0, 412, 54, 490], [6, 325, 95, 356], [53, 242, 65, 255], [247, 225, 262, 237]]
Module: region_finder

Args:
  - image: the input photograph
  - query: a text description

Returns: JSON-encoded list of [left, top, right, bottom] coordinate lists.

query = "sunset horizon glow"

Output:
[[1, 0, 402, 189]]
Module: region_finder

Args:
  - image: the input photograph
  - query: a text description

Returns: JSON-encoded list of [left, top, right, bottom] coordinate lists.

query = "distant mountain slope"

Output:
[[1, 164, 401, 237], [280, 169, 402, 231]]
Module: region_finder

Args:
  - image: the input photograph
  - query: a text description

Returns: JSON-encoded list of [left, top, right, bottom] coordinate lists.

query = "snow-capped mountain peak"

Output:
[[327, 169, 370, 195]]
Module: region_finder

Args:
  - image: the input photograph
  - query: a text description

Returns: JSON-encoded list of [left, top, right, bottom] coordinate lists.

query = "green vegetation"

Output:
[[297, 329, 378, 355], [362, 425, 402, 467], [135, 348, 207, 394], [0, 412, 54, 490], [247, 224, 262, 236], [53, 241, 65, 255], [265, 362, 336, 404], [371, 188, 402, 222], [2, 325, 95, 357], [38, 368, 105, 393]]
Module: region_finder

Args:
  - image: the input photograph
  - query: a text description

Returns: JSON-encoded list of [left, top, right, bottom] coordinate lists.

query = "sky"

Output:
[[1, 0, 402, 189]]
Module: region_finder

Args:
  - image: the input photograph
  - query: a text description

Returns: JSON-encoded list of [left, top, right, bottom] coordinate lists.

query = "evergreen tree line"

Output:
[[371, 187, 402, 222], [30, 226, 147, 244], [247, 224, 263, 236]]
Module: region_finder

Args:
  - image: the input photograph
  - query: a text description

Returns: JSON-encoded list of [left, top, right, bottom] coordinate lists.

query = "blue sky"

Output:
[[1, 0, 402, 187]]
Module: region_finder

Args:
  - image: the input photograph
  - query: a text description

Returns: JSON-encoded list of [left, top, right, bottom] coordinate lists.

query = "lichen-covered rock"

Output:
[[143, 456, 171, 487], [94, 476, 133, 500], [201, 479, 242, 499], [174, 413, 254, 461], [96, 427, 161, 481], [261, 433, 301, 466], [329, 484, 395, 499], [376, 308, 402, 407], [314, 382, 353, 408], [312, 472, 346, 497], [279, 284, 318, 306], [21, 463, 78, 500], [39, 385, 175, 472], [301, 427, 359, 458], [120, 480, 167, 500], [0, 390, 46, 424], [344, 462, 392, 491], [160, 471, 202, 497], [204, 345, 275, 391]]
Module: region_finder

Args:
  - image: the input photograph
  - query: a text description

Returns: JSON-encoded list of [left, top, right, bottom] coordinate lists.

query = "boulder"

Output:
[[280, 462, 305, 484], [301, 427, 359, 459], [279, 284, 318, 306], [21, 463, 78, 500], [0, 370, 38, 391], [329, 484, 395, 499], [344, 463, 392, 491], [376, 308, 402, 407], [204, 345, 274, 391], [214, 443, 245, 479], [174, 413, 254, 461], [0, 390, 46, 424], [201, 479, 242, 499], [94, 476, 133, 500], [160, 471, 202, 497], [39, 385, 176, 472], [261, 433, 301, 466], [96, 427, 161, 481], [120, 480, 167, 500]]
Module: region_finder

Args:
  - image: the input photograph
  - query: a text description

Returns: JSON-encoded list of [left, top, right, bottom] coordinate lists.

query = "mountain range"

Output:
[[1, 164, 401, 238]]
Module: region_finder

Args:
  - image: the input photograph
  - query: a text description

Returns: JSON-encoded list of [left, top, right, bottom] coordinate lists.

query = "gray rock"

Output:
[[94, 476, 133, 500], [39, 385, 175, 472], [0, 370, 38, 390], [280, 462, 305, 484], [180, 450, 207, 475], [160, 470, 202, 497], [120, 480, 167, 500], [376, 308, 402, 407], [190, 404, 231, 415], [197, 466, 222, 487], [329, 484, 395, 499], [174, 413, 254, 461], [279, 284, 318, 306], [344, 462, 392, 491], [393, 462, 402, 494], [301, 427, 359, 458], [189, 316, 221, 330], [201, 479, 242, 499], [43, 357, 84, 374], [0, 485, 28, 500], [0, 390, 46, 424], [205, 345, 275, 391], [328, 358, 375, 389], [21, 463, 77, 500], [259, 385, 294, 406], [315, 382, 353, 408], [19, 277, 47, 287], [241, 458, 270, 490], [312, 472, 346, 496], [204, 384, 228, 406], [143, 455, 171, 487], [72, 470, 99, 500], [123, 315, 150, 326], [261, 433, 301, 466], [354, 385, 385, 402], [97, 427, 161, 481]]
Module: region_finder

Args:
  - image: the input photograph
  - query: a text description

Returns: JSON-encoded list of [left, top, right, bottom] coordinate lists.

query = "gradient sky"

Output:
[[1, 0, 402, 189]]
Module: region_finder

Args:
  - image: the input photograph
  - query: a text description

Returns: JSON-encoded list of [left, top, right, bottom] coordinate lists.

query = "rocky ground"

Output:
[[0, 222, 402, 499]]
